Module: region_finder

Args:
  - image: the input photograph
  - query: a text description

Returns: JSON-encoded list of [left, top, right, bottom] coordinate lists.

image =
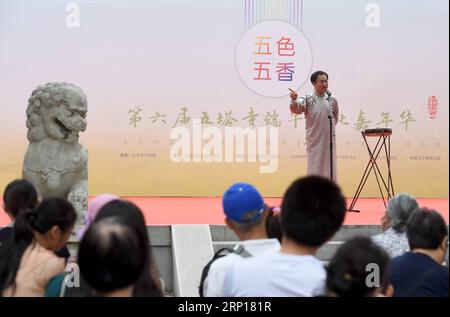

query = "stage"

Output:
[[1, 197, 447, 227]]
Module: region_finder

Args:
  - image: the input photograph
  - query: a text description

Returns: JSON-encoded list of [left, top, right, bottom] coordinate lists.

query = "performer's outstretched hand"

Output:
[[289, 88, 298, 101], [289, 88, 303, 115]]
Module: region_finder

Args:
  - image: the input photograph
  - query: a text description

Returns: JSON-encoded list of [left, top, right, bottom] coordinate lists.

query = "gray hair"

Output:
[[387, 193, 419, 233]]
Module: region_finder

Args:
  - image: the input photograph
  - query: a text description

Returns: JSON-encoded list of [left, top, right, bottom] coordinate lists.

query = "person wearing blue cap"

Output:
[[223, 176, 347, 297], [201, 183, 281, 297]]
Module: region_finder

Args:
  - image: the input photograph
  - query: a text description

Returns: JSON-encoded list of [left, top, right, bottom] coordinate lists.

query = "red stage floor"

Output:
[[1, 197, 447, 226]]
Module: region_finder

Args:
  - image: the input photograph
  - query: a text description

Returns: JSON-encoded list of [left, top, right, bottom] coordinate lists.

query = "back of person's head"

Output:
[[222, 183, 266, 234], [265, 206, 283, 242], [2, 179, 38, 219], [27, 198, 77, 241], [281, 176, 346, 247], [386, 193, 419, 233], [78, 217, 147, 296], [96, 199, 146, 228], [407, 208, 448, 251], [326, 236, 390, 297], [0, 197, 76, 295], [94, 200, 163, 296]]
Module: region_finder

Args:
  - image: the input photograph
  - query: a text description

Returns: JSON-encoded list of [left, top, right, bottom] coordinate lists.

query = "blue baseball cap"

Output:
[[222, 183, 265, 224]]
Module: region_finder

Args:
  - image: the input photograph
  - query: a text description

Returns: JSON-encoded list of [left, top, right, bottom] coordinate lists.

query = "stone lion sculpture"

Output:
[[23, 82, 88, 226]]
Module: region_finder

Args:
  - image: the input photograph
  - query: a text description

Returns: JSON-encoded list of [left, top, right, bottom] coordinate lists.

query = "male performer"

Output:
[[289, 70, 339, 182]]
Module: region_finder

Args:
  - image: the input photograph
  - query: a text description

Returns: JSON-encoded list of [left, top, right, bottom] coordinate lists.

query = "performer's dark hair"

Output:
[[281, 176, 346, 247], [310, 70, 328, 84], [326, 236, 390, 297], [407, 208, 448, 250]]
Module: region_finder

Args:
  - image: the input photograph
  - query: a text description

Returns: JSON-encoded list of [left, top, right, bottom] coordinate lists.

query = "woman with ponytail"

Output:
[[45, 199, 164, 297], [0, 197, 76, 296], [1, 179, 72, 260]]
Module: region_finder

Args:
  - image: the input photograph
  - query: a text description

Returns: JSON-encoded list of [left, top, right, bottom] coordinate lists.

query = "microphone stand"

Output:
[[327, 92, 333, 181]]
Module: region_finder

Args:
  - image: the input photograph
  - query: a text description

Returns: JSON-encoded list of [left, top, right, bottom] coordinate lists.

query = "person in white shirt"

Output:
[[202, 182, 280, 297], [223, 176, 347, 297]]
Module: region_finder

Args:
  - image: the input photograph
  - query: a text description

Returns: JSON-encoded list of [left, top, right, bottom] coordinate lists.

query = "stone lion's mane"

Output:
[[26, 82, 87, 142]]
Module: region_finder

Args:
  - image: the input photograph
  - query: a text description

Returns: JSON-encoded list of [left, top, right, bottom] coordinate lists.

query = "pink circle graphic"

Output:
[[236, 20, 313, 98]]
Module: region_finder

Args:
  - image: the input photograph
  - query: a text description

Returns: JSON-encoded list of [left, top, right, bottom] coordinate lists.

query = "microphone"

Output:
[[325, 90, 332, 102]]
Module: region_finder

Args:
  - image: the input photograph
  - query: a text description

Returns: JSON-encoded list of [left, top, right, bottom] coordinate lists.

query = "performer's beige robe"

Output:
[[290, 92, 339, 182]]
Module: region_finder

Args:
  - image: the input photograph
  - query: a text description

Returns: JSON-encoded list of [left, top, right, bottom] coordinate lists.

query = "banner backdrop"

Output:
[[0, 0, 448, 197]]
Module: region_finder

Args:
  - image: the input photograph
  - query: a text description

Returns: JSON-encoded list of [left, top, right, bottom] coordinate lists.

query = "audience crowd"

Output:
[[0, 177, 448, 297]]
